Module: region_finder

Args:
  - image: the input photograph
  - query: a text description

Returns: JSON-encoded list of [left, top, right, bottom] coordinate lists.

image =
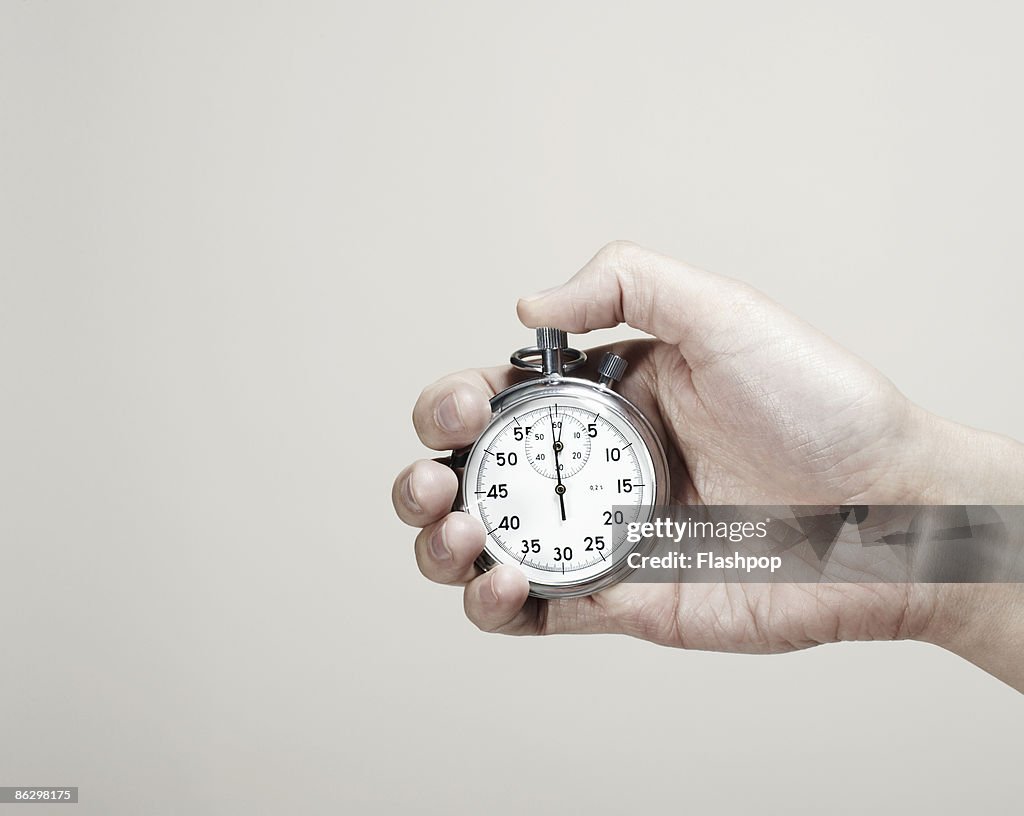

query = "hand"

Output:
[[392, 242, 1024, 685]]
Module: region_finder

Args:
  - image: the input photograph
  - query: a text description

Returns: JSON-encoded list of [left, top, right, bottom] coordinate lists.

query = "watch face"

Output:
[[461, 387, 662, 595]]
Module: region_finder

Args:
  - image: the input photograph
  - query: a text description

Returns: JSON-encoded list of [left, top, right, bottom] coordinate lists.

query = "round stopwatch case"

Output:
[[451, 329, 670, 599]]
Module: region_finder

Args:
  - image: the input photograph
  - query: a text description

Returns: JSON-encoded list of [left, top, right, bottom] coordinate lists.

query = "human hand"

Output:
[[393, 243, 1024, 679]]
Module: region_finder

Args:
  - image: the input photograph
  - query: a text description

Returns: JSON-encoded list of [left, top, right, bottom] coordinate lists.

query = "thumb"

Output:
[[516, 241, 762, 365]]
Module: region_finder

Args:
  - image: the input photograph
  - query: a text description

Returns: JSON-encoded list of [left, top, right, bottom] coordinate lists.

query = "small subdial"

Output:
[[523, 412, 591, 478]]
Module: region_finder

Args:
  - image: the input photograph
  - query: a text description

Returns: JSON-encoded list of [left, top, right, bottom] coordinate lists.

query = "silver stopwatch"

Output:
[[450, 328, 670, 599]]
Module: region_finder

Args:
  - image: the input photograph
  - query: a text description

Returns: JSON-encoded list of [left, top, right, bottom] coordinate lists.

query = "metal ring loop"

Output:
[[510, 346, 588, 373]]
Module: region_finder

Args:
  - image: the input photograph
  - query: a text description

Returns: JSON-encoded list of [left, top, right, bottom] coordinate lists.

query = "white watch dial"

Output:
[[463, 393, 658, 588]]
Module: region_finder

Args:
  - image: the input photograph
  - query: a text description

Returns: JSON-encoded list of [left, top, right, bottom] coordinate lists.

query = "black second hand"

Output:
[[551, 406, 567, 522]]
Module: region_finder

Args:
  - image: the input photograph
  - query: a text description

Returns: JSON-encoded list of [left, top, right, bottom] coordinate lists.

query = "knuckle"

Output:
[[724, 280, 769, 323], [597, 239, 639, 264], [597, 239, 648, 286], [596, 240, 648, 279]]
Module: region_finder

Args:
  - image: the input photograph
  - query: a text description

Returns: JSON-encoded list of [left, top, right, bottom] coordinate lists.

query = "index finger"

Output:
[[412, 366, 521, 451]]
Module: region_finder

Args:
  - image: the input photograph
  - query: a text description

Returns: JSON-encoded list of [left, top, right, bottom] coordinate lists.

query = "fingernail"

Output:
[[429, 524, 452, 561], [519, 285, 560, 303], [435, 392, 464, 434], [402, 474, 422, 514], [483, 572, 501, 604]]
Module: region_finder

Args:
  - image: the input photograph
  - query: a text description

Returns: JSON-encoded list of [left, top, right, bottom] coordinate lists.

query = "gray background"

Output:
[[2, 2, 1022, 814]]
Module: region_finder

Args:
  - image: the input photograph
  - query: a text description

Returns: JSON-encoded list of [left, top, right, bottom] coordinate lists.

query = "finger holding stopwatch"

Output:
[[414, 511, 487, 586], [413, 366, 523, 450], [461, 567, 628, 635], [463, 566, 536, 634], [392, 459, 459, 527]]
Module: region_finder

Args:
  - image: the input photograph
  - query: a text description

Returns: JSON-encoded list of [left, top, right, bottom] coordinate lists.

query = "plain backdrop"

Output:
[[2, 2, 1022, 814]]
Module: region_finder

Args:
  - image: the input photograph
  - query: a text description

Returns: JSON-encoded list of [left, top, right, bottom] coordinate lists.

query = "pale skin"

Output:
[[392, 242, 1024, 691]]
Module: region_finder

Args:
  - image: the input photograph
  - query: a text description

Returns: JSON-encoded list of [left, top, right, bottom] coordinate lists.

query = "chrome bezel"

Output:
[[452, 375, 670, 599]]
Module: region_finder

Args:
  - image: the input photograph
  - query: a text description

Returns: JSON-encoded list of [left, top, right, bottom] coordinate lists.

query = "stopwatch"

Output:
[[450, 328, 670, 599]]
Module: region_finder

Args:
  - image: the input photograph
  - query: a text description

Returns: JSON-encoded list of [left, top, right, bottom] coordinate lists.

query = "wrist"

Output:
[[912, 583, 1024, 691], [892, 407, 1024, 689], [900, 405, 1024, 504]]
